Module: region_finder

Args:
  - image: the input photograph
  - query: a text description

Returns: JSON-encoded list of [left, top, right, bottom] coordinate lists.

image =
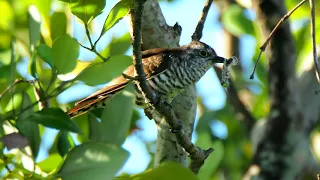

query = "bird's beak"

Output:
[[213, 56, 227, 63]]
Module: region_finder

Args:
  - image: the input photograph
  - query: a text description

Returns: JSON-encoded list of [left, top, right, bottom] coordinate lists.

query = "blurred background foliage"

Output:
[[0, 0, 319, 179]]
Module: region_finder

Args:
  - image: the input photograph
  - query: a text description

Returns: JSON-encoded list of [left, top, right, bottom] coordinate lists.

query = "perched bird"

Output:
[[67, 41, 226, 118]]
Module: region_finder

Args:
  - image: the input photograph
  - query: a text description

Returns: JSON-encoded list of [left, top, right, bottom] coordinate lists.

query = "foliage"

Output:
[[0, 0, 319, 179], [0, 0, 138, 179]]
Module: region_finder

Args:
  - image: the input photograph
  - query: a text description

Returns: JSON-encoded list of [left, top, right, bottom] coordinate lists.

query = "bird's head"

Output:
[[184, 41, 226, 67]]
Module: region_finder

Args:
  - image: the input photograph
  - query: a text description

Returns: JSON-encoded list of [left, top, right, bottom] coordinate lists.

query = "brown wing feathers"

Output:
[[67, 47, 182, 118], [67, 81, 129, 117]]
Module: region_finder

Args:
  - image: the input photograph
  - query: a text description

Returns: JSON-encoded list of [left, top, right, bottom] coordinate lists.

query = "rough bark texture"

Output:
[[244, 0, 320, 179], [127, 0, 197, 167]]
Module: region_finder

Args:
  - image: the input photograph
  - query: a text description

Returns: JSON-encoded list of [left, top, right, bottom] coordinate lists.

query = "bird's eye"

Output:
[[199, 50, 208, 57]]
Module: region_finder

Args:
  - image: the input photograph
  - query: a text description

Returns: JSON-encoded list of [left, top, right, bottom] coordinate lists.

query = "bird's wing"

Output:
[[141, 48, 182, 78], [67, 80, 128, 117], [67, 48, 182, 117]]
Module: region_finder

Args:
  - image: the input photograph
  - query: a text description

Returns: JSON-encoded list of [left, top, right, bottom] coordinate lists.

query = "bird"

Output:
[[67, 41, 226, 118]]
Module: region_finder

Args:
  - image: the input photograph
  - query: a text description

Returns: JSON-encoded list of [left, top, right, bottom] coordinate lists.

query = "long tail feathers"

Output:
[[67, 81, 129, 118]]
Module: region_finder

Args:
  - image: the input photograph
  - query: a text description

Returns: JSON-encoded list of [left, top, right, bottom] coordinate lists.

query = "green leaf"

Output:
[[99, 0, 133, 39], [28, 5, 41, 50], [57, 142, 129, 180], [63, 0, 106, 24], [196, 134, 224, 180], [38, 153, 63, 173], [4, 93, 23, 112], [94, 33, 132, 62], [0, 65, 11, 93], [36, 44, 53, 67], [0, 0, 13, 31], [29, 53, 37, 78], [52, 35, 79, 74], [76, 55, 132, 86], [50, 11, 67, 41], [221, 5, 255, 36], [73, 114, 90, 143], [25, 108, 82, 133], [90, 89, 134, 145], [125, 162, 198, 180], [57, 130, 74, 157], [16, 93, 41, 158], [34, 0, 52, 22]]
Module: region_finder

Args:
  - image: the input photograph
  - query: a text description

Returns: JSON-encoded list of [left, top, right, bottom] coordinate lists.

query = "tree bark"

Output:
[[127, 0, 197, 167], [245, 0, 320, 179]]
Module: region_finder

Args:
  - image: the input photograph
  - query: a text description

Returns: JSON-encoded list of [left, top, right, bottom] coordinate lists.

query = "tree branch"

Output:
[[250, 0, 306, 79], [309, 0, 320, 82], [192, 0, 213, 41], [132, 0, 213, 174]]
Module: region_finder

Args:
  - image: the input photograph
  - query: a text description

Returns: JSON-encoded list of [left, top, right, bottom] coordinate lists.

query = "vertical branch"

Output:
[[192, 0, 213, 41], [129, 0, 215, 174], [126, 0, 193, 168], [132, 0, 156, 103], [309, 0, 320, 82]]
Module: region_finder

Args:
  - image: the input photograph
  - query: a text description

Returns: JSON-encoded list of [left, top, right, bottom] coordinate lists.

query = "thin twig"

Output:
[[78, 43, 92, 51], [309, 0, 320, 82], [133, 0, 213, 174], [191, 0, 213, 41], [250, 0, 306, 79], [0, 79, 35, 99], [78, 43, 110, 62], [84, 24, 94, 48], [122, 73, 138, 81], [92, 48, 110, 62], [45, 70, 57, 92], [94, 34, 103, 48], [3, 80, 73, 120], [10, 38, 15, 115], [80, 24, 110, 62]]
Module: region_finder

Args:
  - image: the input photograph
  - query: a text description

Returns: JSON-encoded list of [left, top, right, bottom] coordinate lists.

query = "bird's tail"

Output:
[[67, 77, 129, 118]]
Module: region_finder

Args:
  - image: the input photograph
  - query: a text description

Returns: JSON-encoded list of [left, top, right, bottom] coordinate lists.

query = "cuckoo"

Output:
[[67, 41, 227, 118]]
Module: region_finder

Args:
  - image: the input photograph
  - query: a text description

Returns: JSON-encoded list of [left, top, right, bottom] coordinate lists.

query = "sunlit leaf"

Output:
[[34, 0, 52, 21], [57, 142, 129, 180], [0, 0, 13, 31], [125, 162, 198, 180], [52, 35, 79, 74], [94, 33, 132, 62], [221, 5, 255, 36], [38, 153, 63, 173], [61, 0, 106, 24], [25, 108, 82, 133], [5, 93, 23, 113], [99, 0, 133, 39], [28, 5, 41, 50], [50, 11, 67, 41], [90, 88, 134, 145], [76, 55, 132, 86]]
